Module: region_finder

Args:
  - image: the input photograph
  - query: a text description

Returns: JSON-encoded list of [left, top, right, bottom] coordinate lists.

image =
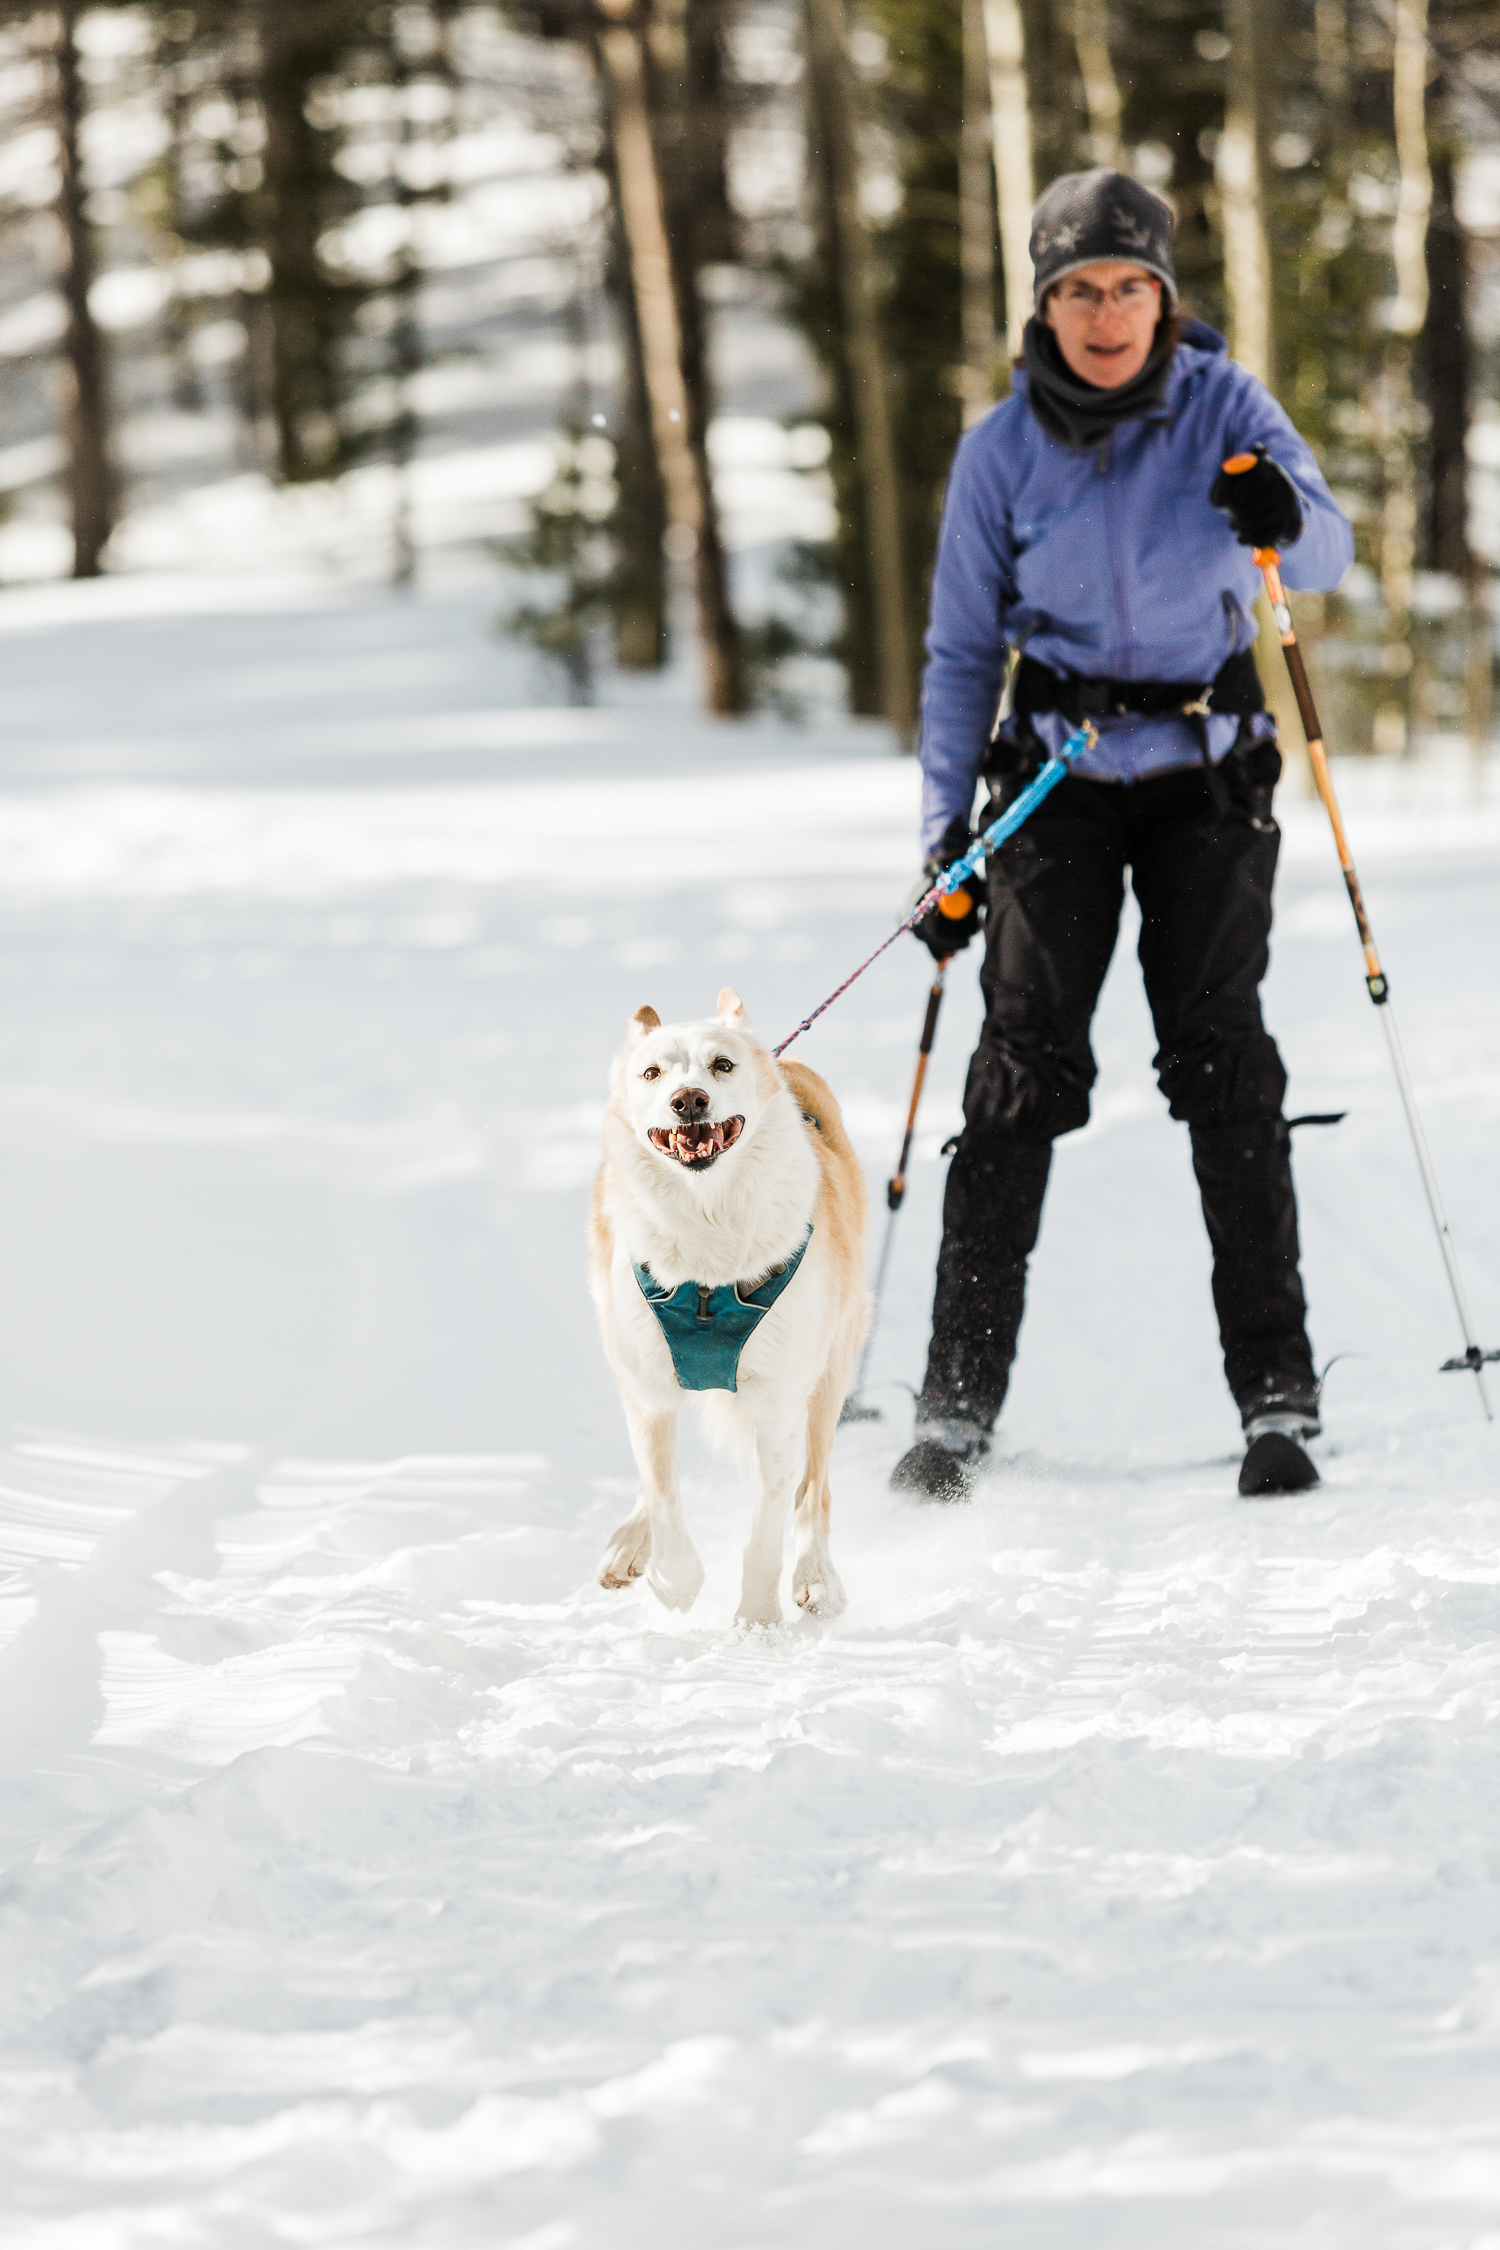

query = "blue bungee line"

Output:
[[774, 719, 1097, 1057]]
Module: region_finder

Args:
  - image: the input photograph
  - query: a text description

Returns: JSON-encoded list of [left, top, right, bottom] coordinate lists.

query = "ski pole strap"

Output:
[[773, 721, 1095, 1057]]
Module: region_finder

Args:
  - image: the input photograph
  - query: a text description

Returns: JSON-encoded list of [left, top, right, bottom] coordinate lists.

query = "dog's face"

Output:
[[617, 988, 770, 1177]]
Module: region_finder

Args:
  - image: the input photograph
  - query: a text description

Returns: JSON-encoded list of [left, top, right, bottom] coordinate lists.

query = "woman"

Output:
[[892, 168, 1353, 1502]]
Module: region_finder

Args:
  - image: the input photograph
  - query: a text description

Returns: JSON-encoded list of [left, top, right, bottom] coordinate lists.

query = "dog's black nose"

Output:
[[670, 1085, 710, 1120]]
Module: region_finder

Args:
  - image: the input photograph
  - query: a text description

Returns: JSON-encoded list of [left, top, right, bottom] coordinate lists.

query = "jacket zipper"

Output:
[[1098, 436, 1132, 677]]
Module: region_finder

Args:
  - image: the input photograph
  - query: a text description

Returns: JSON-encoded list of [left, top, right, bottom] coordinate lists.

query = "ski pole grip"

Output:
[[1221, 451, 1282, 563], [918, 974, 945, 1052]]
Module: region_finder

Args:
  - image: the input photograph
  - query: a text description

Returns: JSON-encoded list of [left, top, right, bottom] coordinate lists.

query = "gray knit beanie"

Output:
[[1030, 168, 1178, 309]]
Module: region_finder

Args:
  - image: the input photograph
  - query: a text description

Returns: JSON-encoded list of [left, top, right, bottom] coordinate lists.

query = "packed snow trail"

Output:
[[0, 581, 1497, 2246]]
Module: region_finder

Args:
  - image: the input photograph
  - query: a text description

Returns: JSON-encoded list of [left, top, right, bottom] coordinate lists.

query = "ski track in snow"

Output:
[[0, 583, 1498, 2246]]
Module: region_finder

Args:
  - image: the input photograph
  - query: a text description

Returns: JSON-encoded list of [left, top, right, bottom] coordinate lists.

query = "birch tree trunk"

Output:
[[1216, 0, 1274, 387], [1377, 0, 1430, 752], [1389, 0, 1431, 339], [982, 0, 1034, 365], [594, 2, 744, 715], [55, 0, 114, 579], [958, 0, 995, 427], [1215, 2, 1305, 771], [1071, 0, 1121, 169], [803, 0, 916, 745]]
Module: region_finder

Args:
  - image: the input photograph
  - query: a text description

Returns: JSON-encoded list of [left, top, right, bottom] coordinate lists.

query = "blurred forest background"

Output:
[[0, 0, 1497, 755]]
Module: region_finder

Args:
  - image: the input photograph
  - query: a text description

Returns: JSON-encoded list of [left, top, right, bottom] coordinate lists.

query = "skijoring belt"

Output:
[[631, 1226, 813, 1393], [1013, 645, 1265, 726]]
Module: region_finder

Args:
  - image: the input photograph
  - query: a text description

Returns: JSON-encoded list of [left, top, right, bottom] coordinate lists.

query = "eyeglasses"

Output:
[[1054, 277, 1161, 312]]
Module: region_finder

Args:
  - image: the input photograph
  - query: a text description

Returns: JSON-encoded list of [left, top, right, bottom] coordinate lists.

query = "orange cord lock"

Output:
[[937, 887, 973, 919]]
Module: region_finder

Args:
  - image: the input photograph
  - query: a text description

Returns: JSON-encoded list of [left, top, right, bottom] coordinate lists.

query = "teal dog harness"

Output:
[[632, 1227, 813, 1393]]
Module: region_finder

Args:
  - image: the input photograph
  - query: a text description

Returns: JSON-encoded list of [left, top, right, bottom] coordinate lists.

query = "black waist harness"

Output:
[[1013, 645, 1264, 726], [1006, 647, 1265, 815]]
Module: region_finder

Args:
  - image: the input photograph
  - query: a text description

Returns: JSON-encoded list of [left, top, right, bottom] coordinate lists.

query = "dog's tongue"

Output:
[[649, 1114, 743, 1163], [675, 1122, 720, 1159]]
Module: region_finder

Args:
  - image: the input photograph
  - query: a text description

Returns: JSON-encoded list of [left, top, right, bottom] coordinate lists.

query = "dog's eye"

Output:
[[641, 1065, 661, 1082], [711, 1057, 735, 1074]]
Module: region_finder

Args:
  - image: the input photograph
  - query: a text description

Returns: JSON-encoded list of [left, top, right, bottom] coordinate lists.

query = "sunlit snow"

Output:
[[0, 577, 1496, 2245]]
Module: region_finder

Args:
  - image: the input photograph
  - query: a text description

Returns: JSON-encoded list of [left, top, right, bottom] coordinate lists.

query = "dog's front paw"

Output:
[[598, 1512, 652, 1589], [735, 1581, 784, 1630], [648, 1543, 705, 1612], [794, 1553, 847, 1620]]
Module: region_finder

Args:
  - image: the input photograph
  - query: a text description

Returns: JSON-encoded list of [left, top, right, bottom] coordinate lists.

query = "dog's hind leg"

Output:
[[598, 1396, 704, 1611], [792, 1359, 848, 1620], [736, 1413, 803, 1628]]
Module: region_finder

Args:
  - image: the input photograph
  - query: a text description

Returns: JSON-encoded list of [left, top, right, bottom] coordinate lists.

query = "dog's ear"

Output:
[[627, 1004, 661, 1041], [716, 988, 745, 1025]]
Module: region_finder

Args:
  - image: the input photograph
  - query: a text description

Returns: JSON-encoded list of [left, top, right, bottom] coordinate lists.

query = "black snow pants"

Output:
[[918, 750, 1316, 1433]]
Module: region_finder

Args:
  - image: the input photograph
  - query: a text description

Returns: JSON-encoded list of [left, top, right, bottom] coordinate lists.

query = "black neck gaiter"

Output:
[[1021, 317, 1176, 449]]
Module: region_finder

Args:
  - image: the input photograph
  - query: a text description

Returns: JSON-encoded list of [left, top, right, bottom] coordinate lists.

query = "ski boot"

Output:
[[1238, 1384, 1320, 1498], [890, 1420, 988, 1504]]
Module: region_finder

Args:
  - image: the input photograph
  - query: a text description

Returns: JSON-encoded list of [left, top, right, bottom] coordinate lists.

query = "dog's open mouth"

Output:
[[648, 1115, 745, 1167]]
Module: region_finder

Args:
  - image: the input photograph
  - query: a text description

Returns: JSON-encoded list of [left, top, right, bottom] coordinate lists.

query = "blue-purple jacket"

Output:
[[918, 320, 1354, 856]]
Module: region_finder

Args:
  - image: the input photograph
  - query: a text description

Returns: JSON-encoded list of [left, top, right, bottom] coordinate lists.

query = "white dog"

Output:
[[590, 989, 868, 1626]]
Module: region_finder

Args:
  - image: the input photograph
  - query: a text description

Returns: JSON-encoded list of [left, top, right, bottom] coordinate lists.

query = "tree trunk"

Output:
[[1377, 0, 1430, 752], [982, 0, 1034, 365], [1216, 0, 1274, 387], [801, 37, 878, 713], [388, 24, 422, 590], [654, 0, 736, 267], [1313, 0, 1349, 112], [1420, 140, 1469, 577], [160, 30, 204, 416], [803, 0, 916, 745], [958, 0, 995, 426], [260, 17, 330, 482], [1219, 1, 1304, 776], [55, 0, 114, 579], [594, 5, 745, 715], [1417, 107, 1488, 782], [602, 134, 669, 670], [1389, 0, 1431, 340], [257, 0, 362, 487], [654, 0, 742, 700], [1071, 0, 1120, 169]]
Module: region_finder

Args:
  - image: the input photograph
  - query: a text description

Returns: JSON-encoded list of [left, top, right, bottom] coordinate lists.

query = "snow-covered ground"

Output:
[[1, 575, 1498, 2246]]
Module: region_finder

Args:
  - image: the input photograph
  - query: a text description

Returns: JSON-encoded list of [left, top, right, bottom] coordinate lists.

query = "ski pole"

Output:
[[1222, 451, 1498, 1417], [841, 963, 948, 1422]]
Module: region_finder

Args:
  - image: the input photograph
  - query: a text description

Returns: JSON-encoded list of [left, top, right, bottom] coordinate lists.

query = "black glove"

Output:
[[912, 815, 983, 961], [1209, 444, 1303, 550]]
